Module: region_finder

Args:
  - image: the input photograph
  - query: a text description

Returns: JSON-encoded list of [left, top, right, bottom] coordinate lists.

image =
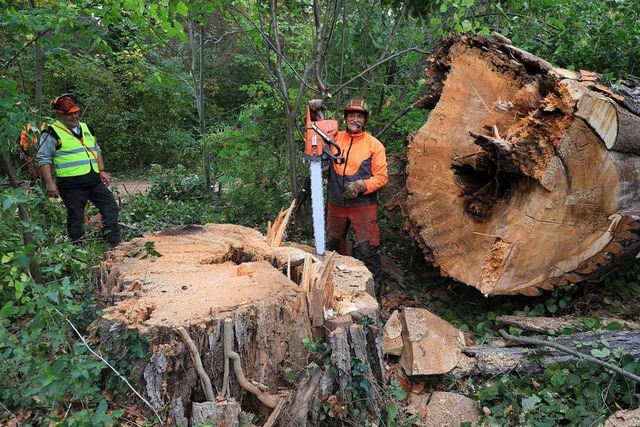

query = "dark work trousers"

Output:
[[59, 182, 121, 246]]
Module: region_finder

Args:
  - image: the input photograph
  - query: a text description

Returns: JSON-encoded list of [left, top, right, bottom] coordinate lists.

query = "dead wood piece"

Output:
[[329, 327, 352, 406], [498, 329, 640, 383], [497, 315, 640, 333], [424, 391, 480, 427], [349, 324, 381, 415], [263, 398, 286, 427], [490, 31, 511, 45], [604, 408, 640, 427], [366, 324, 388, 386], [576, 93, 640, 154], [400, 307, 465, 376], [383, 310, 404, 356], [176, 326, 215, 402], [459, 330, 640, 379], [266, 200, 296, 247], [319, 251, 337, 310], [279, 363, 323, 426], [310, 252, 337, 328], [223, 318, 281, 409]]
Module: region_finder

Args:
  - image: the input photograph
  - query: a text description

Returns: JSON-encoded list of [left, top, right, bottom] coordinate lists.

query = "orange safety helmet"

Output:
[[343, 97, 370, 118], [51, 93, 81, 114]]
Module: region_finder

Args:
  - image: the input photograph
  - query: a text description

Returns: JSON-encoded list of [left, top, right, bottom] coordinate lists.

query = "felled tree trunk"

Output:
[[91, 223, 384, 426], [403, 35, 640, 296]]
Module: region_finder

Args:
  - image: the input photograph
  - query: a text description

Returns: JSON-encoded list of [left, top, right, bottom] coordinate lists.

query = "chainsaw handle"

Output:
[[322, 138, 344, 164], [310, 123, 345, 164]]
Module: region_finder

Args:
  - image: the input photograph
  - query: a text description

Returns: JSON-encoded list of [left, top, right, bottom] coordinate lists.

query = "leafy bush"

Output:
[[476, 357, 640, 426], [0, 186, 121, 425]]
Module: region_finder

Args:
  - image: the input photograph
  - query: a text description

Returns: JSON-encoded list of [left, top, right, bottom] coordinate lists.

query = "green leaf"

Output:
[[176, 1, 188, 17], [608, 319, 628, 329], [14, 280, 25, 299], [590, 348, 611, 358], [385, 401, 399, 426], [0, 302, 19, 318], [522, 394, 541, 411], [2, 196, 14, 211]]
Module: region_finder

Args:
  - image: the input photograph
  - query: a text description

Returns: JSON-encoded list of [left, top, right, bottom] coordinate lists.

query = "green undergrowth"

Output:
[[0, 184, 124, 425]]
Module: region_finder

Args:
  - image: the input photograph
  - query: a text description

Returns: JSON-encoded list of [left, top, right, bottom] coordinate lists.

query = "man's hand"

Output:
[[308, 99, 325, 112], [342, 180, 366, 199], [45, 181, 59, 198], [100, 170, 111, 185]]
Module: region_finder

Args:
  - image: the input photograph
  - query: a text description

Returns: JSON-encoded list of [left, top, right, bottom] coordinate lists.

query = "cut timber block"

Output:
[[399, 307, 465, 376], [383, 310, 404, 356]]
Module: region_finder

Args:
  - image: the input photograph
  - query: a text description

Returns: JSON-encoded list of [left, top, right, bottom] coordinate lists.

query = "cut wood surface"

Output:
[[92, 223, 381, 425], [399, 307, 465, 376], [404, 35, 640, 295]]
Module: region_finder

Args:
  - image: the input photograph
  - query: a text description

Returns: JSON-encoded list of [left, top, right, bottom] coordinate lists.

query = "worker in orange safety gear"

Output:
[[324, 97, 388, 299], [19, 122, 42, 181]]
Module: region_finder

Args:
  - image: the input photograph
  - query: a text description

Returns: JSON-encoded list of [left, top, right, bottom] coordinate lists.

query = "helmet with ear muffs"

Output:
[[51, 93, 82, 114], [343, 97, 370, 120]]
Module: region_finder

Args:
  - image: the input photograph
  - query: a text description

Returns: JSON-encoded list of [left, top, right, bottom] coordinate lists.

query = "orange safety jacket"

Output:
[[327, 130, 388, 206], [19, 123, 42, 178]]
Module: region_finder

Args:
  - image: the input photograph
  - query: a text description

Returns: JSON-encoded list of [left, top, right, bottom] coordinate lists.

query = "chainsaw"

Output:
[[304, 103, 344, 256]]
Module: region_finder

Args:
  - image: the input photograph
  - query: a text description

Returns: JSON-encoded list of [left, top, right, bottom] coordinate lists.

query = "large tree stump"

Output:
[[403, 35, 640, 296], [92, 223, 384, 426]]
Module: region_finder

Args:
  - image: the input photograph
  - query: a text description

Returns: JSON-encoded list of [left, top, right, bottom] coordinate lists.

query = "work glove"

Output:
[[342, 179, 366, 199], [308, 99, 325, 112]]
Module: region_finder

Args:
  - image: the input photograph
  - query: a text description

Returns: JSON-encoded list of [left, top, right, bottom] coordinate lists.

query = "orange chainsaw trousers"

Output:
[[326, 202, 380, 255]]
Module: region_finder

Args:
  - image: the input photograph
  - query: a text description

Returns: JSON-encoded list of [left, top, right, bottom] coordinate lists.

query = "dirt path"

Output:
[[111, 179, 150, 195]]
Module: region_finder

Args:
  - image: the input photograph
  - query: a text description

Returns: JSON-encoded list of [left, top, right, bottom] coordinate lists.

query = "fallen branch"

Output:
[[223, 318, 281, 408], [497, 315, 640, 333], [54, 309, 163, 423], [498, 329, 640, 384], [263, 397, 286, 427], [176, 326, 215, 401]]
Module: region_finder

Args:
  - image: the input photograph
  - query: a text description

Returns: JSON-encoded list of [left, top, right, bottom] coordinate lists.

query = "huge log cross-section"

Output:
[[403, 35, 640, 296]]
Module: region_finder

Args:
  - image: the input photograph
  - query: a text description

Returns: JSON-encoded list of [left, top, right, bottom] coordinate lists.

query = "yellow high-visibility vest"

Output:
[[52, 121, 99, 177]]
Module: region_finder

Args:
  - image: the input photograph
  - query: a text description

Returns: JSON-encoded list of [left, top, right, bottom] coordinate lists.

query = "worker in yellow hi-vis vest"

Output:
[[36, 93, 121, 247]]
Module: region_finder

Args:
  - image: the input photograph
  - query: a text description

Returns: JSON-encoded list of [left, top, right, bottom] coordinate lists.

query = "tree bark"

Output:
[[403, 35, 640, 296], [0, 153, 43, 284]]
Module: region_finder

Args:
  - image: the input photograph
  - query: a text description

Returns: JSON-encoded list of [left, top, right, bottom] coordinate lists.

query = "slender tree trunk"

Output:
[[1, 153, 44, 284], [198, 24, 211, 191], [188, 19, 211, 191]]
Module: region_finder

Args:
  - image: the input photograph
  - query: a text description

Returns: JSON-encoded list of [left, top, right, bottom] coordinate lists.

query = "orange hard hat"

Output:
[[51, 93, 80, 114], [343, 97, 370, 117]]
